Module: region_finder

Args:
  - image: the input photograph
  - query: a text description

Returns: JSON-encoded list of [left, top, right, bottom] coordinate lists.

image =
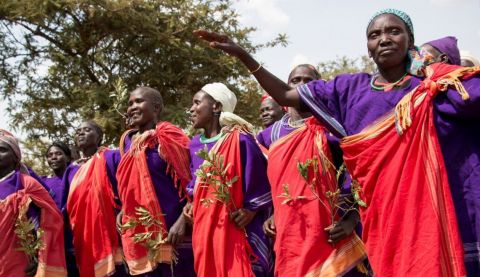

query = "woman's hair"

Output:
[[46, 141, 72, 158], [288, 64, 321, 81]]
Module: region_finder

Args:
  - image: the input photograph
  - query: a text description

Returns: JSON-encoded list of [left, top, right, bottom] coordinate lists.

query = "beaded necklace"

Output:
[[370, 73, 410, 91], [199, 132, 224, 144]]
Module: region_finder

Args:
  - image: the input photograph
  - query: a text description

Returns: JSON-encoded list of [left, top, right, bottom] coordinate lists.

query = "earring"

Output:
[[213, 111, 221, 117]]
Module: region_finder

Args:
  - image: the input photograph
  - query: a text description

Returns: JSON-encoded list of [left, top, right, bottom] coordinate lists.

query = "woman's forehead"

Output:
[[367, 14, 407, 32]]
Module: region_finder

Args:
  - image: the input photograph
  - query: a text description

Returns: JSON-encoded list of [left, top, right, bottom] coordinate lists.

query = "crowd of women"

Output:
[[1, 8, 480, 277]]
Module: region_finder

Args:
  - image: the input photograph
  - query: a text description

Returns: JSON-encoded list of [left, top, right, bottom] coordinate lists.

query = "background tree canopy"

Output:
[[0, 0, 287, 173], [0, 0, 374, 174]]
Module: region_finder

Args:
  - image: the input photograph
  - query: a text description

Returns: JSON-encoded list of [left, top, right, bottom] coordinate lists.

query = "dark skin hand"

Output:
[[25, 261, 37, 277], [262, 215, 276, 238], [167, 214, 188, 247], [324, 210, 360, 244], [230, 208, 256, 229], [193, 30, 299, 108], [182, 202, 193, 224]]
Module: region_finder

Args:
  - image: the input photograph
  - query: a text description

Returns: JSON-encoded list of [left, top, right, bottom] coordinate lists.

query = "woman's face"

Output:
[[189, 91, 216, 129], [288, 66, 319, 87], [367, 14, 412, 70], [0, 140, 17, 171], [46, 146, 70, 173], [126, 89, 158, 129], [75, 122, 100, 150]]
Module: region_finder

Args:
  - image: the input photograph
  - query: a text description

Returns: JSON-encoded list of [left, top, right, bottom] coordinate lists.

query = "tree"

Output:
[[0, 0, 286, 146], [318, 55, 375, 80]]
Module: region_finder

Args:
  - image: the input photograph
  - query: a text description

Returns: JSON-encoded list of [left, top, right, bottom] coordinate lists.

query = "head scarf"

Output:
[[368, 8, 414, 39], [460, 50, 480, 66], [368, 9, 424, 76], [201, 83, 253, 131], [426, 36, 461, 65], [261, 92, 287, 112], [0, 129, 21, 161]]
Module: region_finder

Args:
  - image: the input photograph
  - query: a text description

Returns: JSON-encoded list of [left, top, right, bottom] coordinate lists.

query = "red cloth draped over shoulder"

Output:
[[192, 127, 255, 277], [340, 63, 480, 276], [1, 172, 66, 276], [66, 149, 121, 277], [268, 117, 366, 277], [116, 122, 191, 275]]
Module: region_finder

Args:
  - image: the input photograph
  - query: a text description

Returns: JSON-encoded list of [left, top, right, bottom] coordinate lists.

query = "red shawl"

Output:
[[268, 118, 366, 277], [116, 122, 191, 275], [340, 63, 480, 276], [0, 172, 66, 276], [67, 150, 122, 277], [192, 128, 254, 277]]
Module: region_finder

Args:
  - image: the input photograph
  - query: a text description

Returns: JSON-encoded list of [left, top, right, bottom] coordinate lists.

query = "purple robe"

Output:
[[189, 133, 274, 276], [298, 73, 480, 275], [41, 175, 64, 209], [256, 114, 297, 149], [123, 132, 195, 277]]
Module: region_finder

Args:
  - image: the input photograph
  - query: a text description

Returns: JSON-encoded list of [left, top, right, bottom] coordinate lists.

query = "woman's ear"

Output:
[[213, 102, 223, 113]]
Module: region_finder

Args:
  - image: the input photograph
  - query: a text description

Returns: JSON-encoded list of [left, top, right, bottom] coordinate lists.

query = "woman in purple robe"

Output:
[[256, 64, 320, 150], [42, 141, 73, 209], [0, 129, 67, 276], [116, 86, 194, 277], [65, 121, 125, 277], [194, 8, 480, 276], [187, 82, 273, 276]]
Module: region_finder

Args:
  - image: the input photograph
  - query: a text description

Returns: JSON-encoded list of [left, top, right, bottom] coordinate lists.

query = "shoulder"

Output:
[[256, 125, 273, 140], [302, 72, 371, 95], [20, 173, 47, 192], [239, 132, 261, 149]]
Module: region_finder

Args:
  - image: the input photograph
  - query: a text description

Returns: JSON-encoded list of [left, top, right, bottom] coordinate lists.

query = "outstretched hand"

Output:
[[193, 29, 245, 57]]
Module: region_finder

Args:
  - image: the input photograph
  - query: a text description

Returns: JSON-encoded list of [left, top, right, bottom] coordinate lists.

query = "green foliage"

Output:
[[15, 212, 45, 263], [195, 144, 239, 210], [0, 0, 286, 157], [318, 55, 375, 80], [120, 206, 171, 262]]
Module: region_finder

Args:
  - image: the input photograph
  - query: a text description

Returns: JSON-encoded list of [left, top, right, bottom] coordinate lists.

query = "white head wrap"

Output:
[[460, 50, 480, 66], [201, 83, 253, 131]]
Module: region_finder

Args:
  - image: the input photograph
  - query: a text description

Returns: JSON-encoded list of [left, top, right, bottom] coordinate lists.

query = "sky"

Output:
[[1, 0, 480, 134], [233, 0, 480, 80]]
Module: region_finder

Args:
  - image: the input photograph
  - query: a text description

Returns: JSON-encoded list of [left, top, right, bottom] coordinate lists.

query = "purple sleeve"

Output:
[[239, 134, 272, 211], [434, 76, 480, 119], [297, 76, 349, 138]]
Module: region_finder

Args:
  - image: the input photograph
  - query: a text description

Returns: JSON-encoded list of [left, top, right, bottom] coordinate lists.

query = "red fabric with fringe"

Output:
[[116, 122, 191, 274], [340, 63, 480, 276], [1, 172, 66, 276], [67, 150, 120, 277], [268, 118, 366, 276], [192, 128, 255, 277]]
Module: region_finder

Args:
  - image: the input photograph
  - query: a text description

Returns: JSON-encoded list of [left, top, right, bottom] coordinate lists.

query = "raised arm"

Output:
[[194, 30, 300, 108]]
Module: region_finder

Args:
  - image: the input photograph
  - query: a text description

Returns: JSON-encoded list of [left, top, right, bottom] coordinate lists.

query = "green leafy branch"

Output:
[[120, 206, 174, 262], [15, 214, 44, 264], [278, 183, 307, 205], [293, 155, 365, 227], [195, 145, 239, 212]]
